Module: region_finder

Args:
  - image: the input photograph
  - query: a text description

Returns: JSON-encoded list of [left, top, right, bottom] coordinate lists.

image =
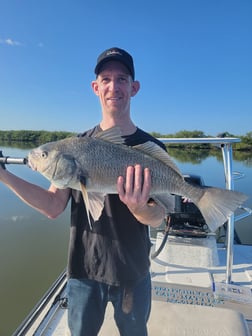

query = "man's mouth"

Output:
[[108, 97, 121, 101]]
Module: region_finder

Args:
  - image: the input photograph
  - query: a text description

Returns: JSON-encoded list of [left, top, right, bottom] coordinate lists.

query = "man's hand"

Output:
[[117, 164, 151, 213], [117, 164, 165, 227]]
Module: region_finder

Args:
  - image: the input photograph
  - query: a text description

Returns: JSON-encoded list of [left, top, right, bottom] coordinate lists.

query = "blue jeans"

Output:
[[67, 273, 151, 336]]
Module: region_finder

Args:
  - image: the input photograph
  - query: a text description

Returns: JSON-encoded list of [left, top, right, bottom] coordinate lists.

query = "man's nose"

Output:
[[109, 79, 119, 91]]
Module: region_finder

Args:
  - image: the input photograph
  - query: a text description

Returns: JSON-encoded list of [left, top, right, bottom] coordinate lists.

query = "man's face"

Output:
[[92, 61, 139, 116]]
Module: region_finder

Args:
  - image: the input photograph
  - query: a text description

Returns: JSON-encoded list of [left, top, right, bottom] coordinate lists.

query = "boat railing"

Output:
[[157, 137, 251, 284]]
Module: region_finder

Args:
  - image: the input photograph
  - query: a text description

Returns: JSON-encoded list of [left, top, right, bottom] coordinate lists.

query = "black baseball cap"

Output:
[[94, 47, 135, 80]]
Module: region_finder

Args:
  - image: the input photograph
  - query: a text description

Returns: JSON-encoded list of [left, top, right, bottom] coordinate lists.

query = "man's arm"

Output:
[[0, 167, 70, 218], [117, 164, 165, 227]]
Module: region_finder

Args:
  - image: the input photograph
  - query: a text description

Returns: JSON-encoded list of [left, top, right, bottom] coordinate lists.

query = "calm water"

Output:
[[0, 144, 252, 335]]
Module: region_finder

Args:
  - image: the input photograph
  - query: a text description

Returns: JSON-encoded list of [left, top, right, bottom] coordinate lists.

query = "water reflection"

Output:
[[167, 147, 210, 164], [0, 141, 35, 150], [167, 145, 252, 166]]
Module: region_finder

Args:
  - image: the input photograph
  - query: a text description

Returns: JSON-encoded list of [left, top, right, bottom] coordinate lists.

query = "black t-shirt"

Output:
[[67, 126, 166, 287]]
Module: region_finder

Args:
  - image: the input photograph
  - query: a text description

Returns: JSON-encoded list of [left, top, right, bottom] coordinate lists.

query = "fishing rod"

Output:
[[0, 150, 27, 166]]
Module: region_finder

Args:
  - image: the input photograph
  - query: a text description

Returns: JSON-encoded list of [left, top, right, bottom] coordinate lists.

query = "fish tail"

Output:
[[195, 187, 248, 232]]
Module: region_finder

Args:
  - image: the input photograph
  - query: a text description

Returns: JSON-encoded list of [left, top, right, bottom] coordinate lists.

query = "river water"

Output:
[[0, 144, 252, 335]]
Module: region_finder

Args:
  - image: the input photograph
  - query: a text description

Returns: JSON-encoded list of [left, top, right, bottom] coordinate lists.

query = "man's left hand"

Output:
[[117, 164, 151, 214]]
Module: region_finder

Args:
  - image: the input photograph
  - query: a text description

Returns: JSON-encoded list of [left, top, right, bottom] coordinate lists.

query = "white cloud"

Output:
[[0, 38, 44, 48], [0, 38, 23, 46]]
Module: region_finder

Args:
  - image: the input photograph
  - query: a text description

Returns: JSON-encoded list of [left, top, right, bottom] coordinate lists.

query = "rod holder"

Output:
[[0, 150, 27, 165]]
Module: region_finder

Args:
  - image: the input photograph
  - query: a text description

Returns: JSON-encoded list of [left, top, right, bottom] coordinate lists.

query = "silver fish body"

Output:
[[28, 127, 248, 232]]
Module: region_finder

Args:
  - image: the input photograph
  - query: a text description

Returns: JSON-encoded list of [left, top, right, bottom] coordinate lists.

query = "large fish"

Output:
[[28, 127, 248, 232]]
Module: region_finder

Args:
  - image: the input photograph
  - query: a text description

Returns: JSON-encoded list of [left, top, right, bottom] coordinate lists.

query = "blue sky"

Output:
[[0, 0, 251, 136]]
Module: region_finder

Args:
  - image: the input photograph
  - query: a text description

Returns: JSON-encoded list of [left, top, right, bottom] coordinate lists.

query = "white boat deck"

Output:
[[36, 301, 251, 336], [25, 296, 252, 335], [151, 236, 252, 324]]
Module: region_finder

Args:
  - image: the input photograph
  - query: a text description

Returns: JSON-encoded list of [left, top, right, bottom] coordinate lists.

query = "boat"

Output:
[[10, 137, 252, 335]]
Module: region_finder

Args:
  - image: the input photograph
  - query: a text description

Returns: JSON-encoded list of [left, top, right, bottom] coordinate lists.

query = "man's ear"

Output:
[[131, 80, 140, 97], [91, 80, 99, 96]]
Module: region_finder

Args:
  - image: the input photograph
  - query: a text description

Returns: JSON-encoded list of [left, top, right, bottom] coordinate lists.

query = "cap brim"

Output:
[[95, 57, 133, 79]]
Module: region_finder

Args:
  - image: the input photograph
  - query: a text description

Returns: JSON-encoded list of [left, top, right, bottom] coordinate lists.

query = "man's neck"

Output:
[[99, 119, 137, 136]]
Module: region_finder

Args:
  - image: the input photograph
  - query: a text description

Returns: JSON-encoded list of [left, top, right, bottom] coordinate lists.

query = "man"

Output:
[[0, 47, 166, 335]]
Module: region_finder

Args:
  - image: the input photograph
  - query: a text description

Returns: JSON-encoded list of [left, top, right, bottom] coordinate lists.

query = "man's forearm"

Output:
[[0, 169, 69, 218]]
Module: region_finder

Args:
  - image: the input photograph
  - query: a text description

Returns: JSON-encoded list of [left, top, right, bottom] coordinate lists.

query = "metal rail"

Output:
[[157, 137, 249, 284]]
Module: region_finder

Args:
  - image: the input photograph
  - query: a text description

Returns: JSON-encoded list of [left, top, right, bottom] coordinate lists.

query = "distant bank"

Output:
[[0, 129, 252, 150]]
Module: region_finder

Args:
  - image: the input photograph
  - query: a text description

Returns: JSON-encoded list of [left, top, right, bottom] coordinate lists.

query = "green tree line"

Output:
[[0, 129, 252, 150], [0, 130, 75, 144]]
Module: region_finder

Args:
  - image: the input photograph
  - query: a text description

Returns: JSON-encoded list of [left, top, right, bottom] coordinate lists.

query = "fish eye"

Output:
[[41, 151, 48, 159]]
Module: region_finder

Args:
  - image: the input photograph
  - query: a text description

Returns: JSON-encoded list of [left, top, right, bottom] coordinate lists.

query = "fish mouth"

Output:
[[27, 153, 38, 171], [28, 158, 37, 171]]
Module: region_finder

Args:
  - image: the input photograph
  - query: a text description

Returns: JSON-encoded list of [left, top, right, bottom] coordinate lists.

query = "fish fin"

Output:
[[80, 182, 105, 227], [80, 183, 93, 229], [88, 192, 106, 222], [152, 194, 176, 213], [133, 142, 183, 177], [195, 187, 248, 232], [95, 126, 125, 145]]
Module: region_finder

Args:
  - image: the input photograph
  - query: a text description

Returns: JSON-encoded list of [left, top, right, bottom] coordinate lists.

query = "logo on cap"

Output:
[[106, 50, 122, 56]]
